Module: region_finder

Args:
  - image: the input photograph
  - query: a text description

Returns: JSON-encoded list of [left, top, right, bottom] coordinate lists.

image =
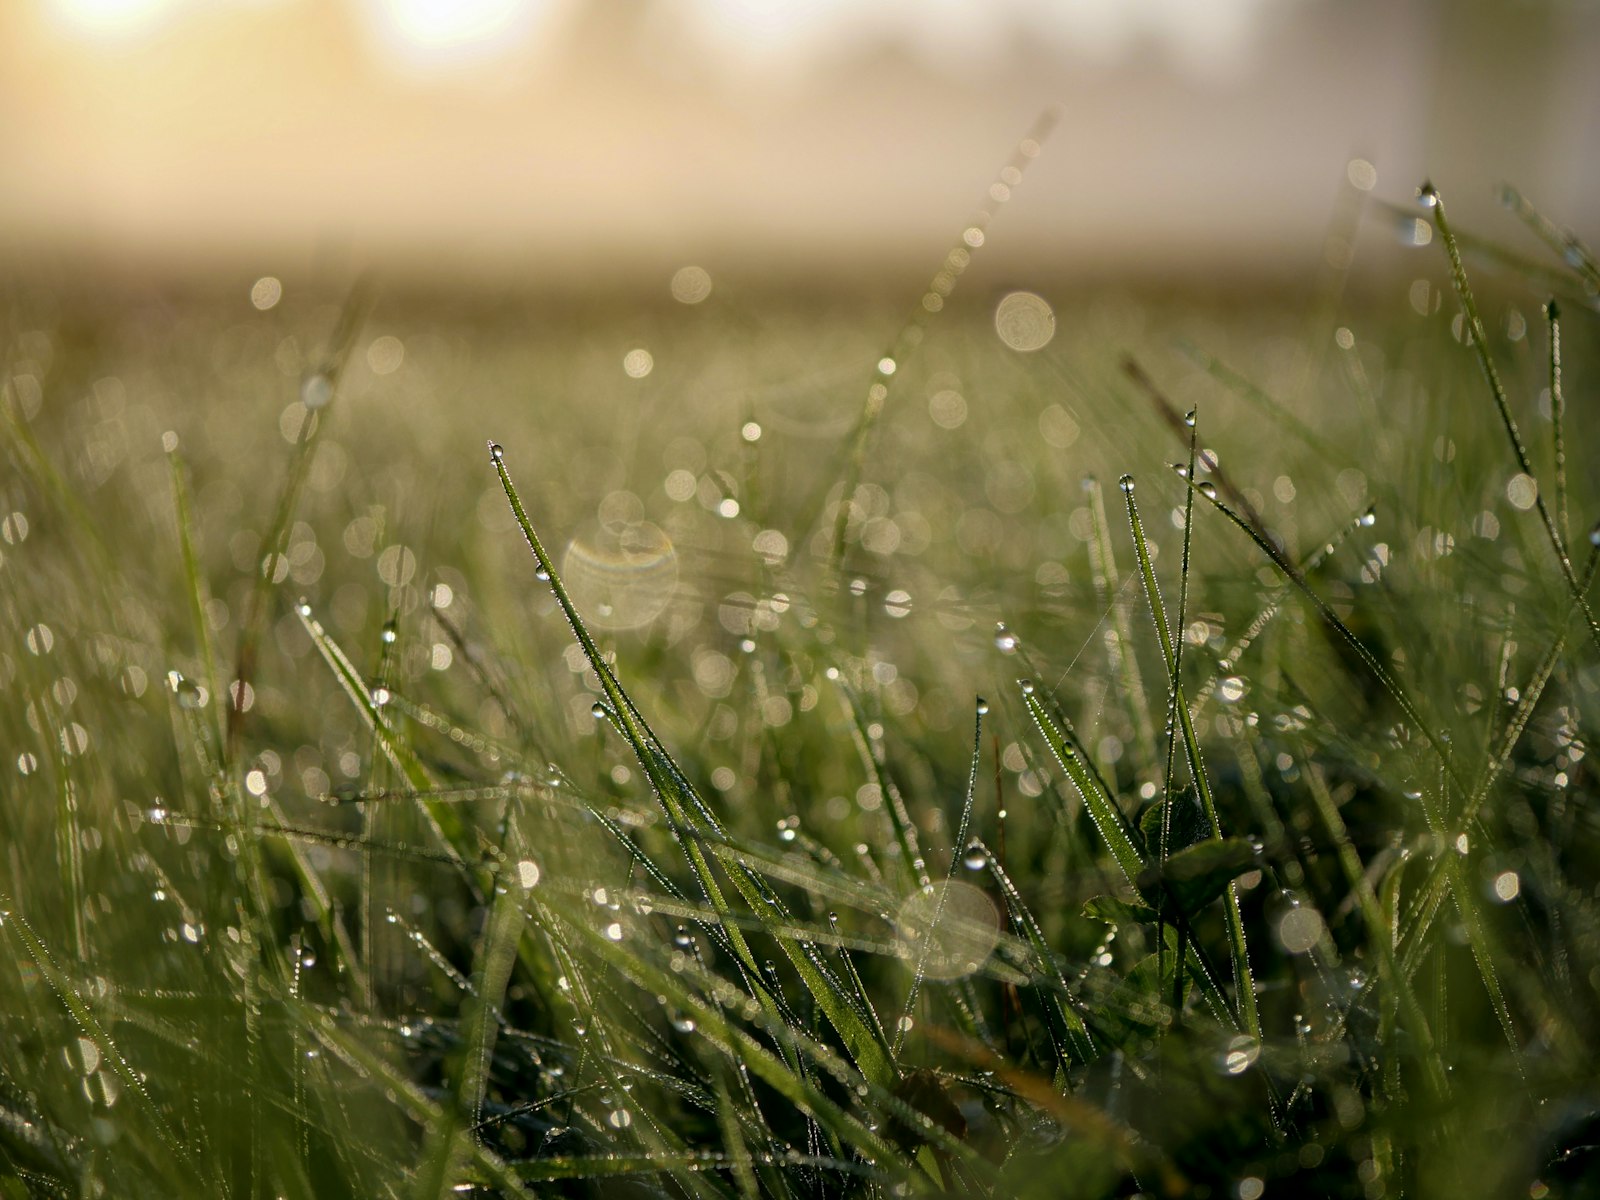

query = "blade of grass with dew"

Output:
[[1084, 475, 1159, 768], [1414, 770, 1524, 1076], [894, 698, 987, 1058], [0, 901, 195, 1181], [834, 675, 928, 895], [1497, 183, 1600, 292], [534, 894, 922, 1183], [1153, 412, 1201, 1002], [299, 1003, 533, 1197], [165, 442, 225, 750], [1121, 475, 1260, 1039], [1299, 760, 1448, 1099], [1424, 182, 1600, 655], [227, 281, 371, 760], [1023, 686, 1147, 894], [971, 837, 1095, 1077], [1182, 476, 1464, 790], [826, 108, 1060, 570], [490, 442, 898, 1089], [1544, 300, 1568, 549], [412, 855, 532, 1200]]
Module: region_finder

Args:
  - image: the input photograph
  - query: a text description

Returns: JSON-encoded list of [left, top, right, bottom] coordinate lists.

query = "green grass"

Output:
[[1, 175, 1598, 1199]]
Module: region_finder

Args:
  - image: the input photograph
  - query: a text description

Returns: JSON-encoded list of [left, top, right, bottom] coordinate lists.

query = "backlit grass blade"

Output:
[[1122, 477, 1259, 1039], [1425, 182, 1600, 657], [1084, 475, 1158, 769], [165, 441, 225, 750], [491, 442, 897, 1088], [1022, 687, 1146, 895]]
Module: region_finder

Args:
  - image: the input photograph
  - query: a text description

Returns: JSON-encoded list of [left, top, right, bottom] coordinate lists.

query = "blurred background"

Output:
[[3, 0, 1597, 294]]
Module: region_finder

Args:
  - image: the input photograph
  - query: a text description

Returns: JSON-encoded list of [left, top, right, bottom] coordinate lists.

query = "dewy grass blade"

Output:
[[1545, 300, 1568, 550], [1300, 761, 1448, 1099], [1497, 183, 1600, 291], [166, 441, 224, 750], [1, 901, 195, 1177], [826, 108, 1060, 570], [1084, 475, 1158, 768], [893, 697, 986, 1059], [1424, 183, 1600, 657], [1121, 476, 1259, 1039], [1022, 686, 1146, 894], [228, 282, 371, 761], [490, 442, 897, 1088]]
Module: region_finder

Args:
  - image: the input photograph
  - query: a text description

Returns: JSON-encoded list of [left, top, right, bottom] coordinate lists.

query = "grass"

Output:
[[1, 166, 1598, 1199]]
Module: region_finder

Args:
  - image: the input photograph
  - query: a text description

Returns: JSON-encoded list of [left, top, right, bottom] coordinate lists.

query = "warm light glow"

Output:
[[50, 0, 179, 36], [360, 0, 556, 65]]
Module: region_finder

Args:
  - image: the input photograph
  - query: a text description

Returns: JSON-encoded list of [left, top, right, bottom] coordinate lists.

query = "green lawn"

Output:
[[1, 187, 1598, 1198]]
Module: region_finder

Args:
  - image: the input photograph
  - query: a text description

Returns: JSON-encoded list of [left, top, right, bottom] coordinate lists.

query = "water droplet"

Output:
[[591, 702, 607, 721], [380, 622, 397, 645], [1020, 679, 1035, 695], [994, 623, 1019, 654], [1118, 474, 1135, 494], [299, 947, 317, 968], [963, 844, 987, 871], [1417, 181, 1439, 207], [1198, 481, 1218, 500], [1361, 507, 1377, 527], [301, 373, 333, 410], [296, 600, 312, 617], [1183, 409, 1197, 427], [488, 441, 504, 463], [975, 697, 989, 715]]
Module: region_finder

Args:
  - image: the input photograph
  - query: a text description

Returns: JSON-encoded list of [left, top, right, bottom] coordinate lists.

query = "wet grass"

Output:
[[1, 178, 1599, 1198]]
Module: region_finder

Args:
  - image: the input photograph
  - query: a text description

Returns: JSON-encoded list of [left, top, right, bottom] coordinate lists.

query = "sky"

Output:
[[2, 0, 1596, 288]]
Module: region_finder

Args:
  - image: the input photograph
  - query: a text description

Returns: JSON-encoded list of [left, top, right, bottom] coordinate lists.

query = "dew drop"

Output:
[[1183, 409, 1197, 427], [994, 623, 1019, 654], [591, 702, 607, 721], [963, 844, 988, 871], [488, 441, 504, 463], [1198, 482, 1218, 500], [1417, 180, 1439, 207], [1019, 679, 1035, 695], [1172, 463, 1189, 478], [975, 697, 989, 716], [1361, 507, 1377, 527], [1118, 474, 1135, 494], [380, 622, 398, 645], [301, 373, 333, 410]]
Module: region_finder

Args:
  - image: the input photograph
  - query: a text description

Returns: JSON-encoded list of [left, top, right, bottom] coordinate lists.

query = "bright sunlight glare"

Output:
[[360, 0, 556, 64], [50, 0, 178, 36]]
